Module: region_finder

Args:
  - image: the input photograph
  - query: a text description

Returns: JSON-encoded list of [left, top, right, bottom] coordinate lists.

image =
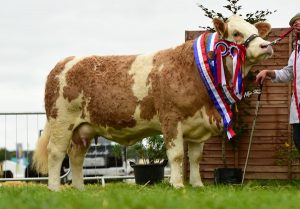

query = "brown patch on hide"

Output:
[[150, 36, 222, 146], [63, 85, 80, 102], [45, 56, 75, 119], [68, 124, 75, 131], [207, 51, 214, 60], [63, 55, 138, 129], [81, 100, 86, 119], [140, 92, 156, 121], [138, 69, 158, 121]]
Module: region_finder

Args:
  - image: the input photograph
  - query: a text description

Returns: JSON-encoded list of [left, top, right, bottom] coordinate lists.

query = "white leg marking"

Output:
[[188, 141, 204, 187], [167, 122, 184, 188]]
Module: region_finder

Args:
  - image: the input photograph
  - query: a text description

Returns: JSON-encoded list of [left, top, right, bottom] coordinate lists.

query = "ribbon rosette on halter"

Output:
[[194, 32, 246, 139]]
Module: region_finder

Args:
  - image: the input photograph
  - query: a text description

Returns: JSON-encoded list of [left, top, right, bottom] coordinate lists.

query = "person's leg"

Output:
[[293, 123, 300, 151]]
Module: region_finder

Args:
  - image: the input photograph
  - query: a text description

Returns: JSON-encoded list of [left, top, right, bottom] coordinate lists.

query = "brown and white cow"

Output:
[[33, 15, 273, 191]]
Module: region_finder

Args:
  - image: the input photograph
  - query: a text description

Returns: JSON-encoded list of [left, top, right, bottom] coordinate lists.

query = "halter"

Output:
[[243, 34, 259, 48], [219, 33, 259, 48]]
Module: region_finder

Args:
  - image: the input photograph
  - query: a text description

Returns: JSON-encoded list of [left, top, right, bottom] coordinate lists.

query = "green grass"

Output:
[[1, 180, 300, 209]]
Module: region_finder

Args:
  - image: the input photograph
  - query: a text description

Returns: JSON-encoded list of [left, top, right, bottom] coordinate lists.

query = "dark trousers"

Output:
[[293, 123, 300, 152]]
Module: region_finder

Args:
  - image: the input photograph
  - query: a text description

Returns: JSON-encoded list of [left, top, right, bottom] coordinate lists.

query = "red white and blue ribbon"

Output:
[[193, 33, 246, 139], [214, 40, 245, 103], [214, 42, 238, 104], [194, 33, 235, 139], [231, 44, 246, 100]]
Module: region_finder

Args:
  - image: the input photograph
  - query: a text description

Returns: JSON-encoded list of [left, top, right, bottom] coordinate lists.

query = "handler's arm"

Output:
[[256, 69, 276, 84], [256, 51, 295, 84]]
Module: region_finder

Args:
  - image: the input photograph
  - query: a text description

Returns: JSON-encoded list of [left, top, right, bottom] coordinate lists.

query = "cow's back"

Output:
[[45, 40, 223, 144], [45, 55, 141, 127]]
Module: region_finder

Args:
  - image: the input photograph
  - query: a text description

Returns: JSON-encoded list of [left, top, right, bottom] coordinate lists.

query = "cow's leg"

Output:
[[165, 121, 184, 188], [188, 141, 204, 187], [68, 140, 91, 190], [68, 123, 95, 189], [47, 127, 71, 191]]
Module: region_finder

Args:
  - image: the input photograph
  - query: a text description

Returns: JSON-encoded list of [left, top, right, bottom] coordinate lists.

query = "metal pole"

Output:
[[0, 112, 45, 115], [242, 84, 263, 184], [0, 169, 71, 182]]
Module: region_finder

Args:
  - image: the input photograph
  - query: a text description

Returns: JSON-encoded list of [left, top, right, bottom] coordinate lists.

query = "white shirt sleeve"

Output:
[[272, 50, 295, 83]]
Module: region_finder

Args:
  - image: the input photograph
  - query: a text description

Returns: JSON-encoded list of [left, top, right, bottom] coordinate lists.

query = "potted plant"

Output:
[[127, 135, 168, 185], [213, 136, 243, 184]]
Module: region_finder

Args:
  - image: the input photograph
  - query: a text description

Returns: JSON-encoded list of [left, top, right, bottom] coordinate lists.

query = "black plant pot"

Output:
[[214, 168, 242, 184], [130, 160, 168, 185]]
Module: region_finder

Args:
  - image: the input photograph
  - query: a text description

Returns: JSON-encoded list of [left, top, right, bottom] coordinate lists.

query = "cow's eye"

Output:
[[233, 32, 240, 37], [232, 31, 243, 43]]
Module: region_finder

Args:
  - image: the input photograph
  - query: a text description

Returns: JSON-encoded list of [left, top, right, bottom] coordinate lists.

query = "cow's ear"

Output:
[[213, 18, 227, 37], [255, 22, 272, 38]]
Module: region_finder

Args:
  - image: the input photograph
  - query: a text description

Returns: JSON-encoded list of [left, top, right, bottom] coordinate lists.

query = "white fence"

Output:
[[0, 112, 135, 185], [0, 112, 46, 179]]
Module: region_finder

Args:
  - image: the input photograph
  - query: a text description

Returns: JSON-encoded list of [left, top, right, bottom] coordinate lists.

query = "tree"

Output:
[[0, 149, 14, 162], [198, 0, 277, 31]]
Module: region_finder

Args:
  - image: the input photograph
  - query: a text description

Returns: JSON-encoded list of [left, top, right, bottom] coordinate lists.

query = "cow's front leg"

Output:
[[188, 141, 204, 187], [166, 121, 184, 188]]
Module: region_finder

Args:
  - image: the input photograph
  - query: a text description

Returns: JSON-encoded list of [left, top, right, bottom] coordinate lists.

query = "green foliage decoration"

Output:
[[127, 135, 167, 164], [198, 0, 277, 31]]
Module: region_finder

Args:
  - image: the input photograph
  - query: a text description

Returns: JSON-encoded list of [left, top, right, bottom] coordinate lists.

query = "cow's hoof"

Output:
[[171, 182, 184, 188], [190, 181, 204, 187], [48, 185, 60, 192], [72, 184, 85, 190]]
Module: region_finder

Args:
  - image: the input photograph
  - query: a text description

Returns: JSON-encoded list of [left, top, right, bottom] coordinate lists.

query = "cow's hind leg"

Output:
[[188, 141, 204, 187], [68, 142, 91, 190], [68, 123, 94, 190], [165, 121, 184, 188], [47, 123, 72, 191]]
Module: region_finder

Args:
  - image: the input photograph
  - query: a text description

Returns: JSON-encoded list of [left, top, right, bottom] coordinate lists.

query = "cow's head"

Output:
[[213, 15, 273, 72]]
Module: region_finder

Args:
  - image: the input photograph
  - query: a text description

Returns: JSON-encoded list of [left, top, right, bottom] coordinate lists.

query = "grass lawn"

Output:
[[1, 180, 300, 209]]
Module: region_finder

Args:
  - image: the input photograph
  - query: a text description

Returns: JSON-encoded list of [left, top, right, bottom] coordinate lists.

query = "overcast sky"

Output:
[[0, 0, 299, 112], [0, 0, 299, 150]]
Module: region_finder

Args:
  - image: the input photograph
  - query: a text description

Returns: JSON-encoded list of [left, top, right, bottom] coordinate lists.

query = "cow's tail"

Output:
[[32, 121, 50, 175]]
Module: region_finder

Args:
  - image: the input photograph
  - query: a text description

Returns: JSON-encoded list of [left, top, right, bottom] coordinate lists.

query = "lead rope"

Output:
[[242, 84, 262, 185], [268, 26, 295, 46]]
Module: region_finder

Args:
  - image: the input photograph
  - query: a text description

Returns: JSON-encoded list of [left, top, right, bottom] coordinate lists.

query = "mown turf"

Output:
[[1, 180, 300, 209]]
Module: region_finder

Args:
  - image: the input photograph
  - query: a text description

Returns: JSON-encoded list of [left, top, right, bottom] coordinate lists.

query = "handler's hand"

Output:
[[256, 70, 273, 84]]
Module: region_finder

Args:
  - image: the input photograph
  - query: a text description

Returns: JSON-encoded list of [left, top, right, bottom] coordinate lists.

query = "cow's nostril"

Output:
[[260, 44, 268, 48]]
